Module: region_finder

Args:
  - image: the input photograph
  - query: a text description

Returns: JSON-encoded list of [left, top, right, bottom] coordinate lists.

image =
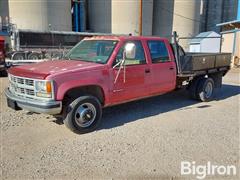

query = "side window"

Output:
[[147, 41, 170, 63], [114, 40, 146, 66]]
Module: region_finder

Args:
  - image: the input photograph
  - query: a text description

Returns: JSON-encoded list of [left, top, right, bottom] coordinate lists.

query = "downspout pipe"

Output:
[[238, 0, 240, 20], [232, 31, 236, 54], [139, 0, 142, 36], [75, 2, 79, 32], [79, 0, 86, 32]]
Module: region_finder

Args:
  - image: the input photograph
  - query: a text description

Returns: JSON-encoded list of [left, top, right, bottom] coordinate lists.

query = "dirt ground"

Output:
[[0, 69, 239, 180]]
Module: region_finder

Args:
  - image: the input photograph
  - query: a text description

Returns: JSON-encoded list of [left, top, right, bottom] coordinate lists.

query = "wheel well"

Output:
[[63, 85, 105, 105]]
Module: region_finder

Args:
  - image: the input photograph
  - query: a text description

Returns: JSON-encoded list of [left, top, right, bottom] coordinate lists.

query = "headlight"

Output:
[[35, 80, 53, 98]]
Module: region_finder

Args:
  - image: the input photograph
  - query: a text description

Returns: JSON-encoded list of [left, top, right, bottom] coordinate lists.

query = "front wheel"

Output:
[[197, 78, 215, 102], [63, 95, 102, 134]]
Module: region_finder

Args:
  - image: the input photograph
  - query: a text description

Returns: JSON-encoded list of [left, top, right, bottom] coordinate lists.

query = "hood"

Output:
[[8, 60, 104, 79]]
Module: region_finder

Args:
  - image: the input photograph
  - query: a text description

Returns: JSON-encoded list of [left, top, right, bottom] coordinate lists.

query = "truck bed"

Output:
[[178, 52, 231, 75]]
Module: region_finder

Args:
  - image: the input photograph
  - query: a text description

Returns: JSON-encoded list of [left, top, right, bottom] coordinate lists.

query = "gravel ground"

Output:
[[0, 69, 239, 180]]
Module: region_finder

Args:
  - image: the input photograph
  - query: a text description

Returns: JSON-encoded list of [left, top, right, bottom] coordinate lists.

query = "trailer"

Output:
[[7, 29, 118, 61]]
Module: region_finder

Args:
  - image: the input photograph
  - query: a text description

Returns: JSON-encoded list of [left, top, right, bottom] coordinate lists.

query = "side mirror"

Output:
[[124, 43, 136, 59]]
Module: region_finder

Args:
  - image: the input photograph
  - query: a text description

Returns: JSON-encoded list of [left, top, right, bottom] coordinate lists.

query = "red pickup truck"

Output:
[[5, 34, 231, 133]]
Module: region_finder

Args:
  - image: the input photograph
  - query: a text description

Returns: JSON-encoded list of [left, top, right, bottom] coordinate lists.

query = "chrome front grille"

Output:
[[25, 79, 34, 86], [9, 74, 35, 98], [26, 89, 35, 96]]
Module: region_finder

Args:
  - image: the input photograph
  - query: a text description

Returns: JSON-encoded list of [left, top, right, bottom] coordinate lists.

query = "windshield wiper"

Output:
[[67, 56, 84, 60], [66, 56, 105, 64]]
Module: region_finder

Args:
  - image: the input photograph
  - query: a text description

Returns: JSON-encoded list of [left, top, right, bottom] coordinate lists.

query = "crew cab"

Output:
[[5, 33, 231, 133]]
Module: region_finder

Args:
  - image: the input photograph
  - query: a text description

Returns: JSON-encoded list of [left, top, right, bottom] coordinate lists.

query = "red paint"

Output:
[[9, 60, 104, 79], [8, 36, 177, 107], [0, 36, 4, 59]]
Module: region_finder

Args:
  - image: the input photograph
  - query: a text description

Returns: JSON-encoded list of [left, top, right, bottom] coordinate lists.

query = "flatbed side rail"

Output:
[[177, 66, 230, 78]]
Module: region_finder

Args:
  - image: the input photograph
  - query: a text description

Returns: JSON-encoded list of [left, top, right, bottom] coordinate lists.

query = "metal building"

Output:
[[189, 31, 221, 53]]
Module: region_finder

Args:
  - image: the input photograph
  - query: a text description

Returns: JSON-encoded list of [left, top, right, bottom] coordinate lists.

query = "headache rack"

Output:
[[172, 31, 231, 78]]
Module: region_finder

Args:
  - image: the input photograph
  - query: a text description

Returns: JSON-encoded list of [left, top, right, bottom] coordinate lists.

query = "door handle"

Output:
[[169, 67, 174, 70], [145, 69, 150, 73]]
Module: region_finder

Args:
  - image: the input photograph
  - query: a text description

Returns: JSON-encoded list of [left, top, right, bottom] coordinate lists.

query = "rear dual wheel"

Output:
[[197, 78, 215, 102], [188, 77, 202, 100], [189, 77, 215, 102]]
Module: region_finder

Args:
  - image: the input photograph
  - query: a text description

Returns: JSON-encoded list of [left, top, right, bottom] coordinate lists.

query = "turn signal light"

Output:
[[46, 82, 52, 93]]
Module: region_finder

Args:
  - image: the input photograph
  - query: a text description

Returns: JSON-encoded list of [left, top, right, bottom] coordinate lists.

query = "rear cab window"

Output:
[[147, 40, 170, 63]]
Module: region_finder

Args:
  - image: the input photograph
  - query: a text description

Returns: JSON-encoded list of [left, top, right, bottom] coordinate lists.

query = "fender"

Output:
[[55, 78, 110, 105]]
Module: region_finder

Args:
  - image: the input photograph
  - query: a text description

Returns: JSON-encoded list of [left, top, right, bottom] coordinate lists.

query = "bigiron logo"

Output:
[[180, 161, 237, 179]]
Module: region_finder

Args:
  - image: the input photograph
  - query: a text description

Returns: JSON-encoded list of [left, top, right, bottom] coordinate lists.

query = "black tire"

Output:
[[0, 70, 8, 77], [28, 53, 39, 60], [63, 95, 102, 134], [188, 77, 203, 100], [197, 78, 215, 102], [12, 53, 25, 60]]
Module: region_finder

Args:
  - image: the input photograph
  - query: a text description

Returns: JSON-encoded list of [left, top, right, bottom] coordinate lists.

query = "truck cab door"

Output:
[[147, 40, 176, 94], [109, 40, 151, 104]]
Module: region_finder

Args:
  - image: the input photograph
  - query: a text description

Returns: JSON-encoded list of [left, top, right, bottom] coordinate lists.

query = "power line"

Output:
[[161, 7, 204, 24]]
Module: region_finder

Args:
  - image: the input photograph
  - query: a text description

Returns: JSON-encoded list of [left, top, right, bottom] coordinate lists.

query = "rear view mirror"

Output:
[[124, 43, 136, 59]]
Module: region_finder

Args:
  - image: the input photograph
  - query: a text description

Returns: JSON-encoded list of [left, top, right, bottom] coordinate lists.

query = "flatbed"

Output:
[[171, 32, 231, 87]]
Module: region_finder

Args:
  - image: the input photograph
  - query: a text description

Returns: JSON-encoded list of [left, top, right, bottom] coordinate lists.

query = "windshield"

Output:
[[65, 40, 118, 64]]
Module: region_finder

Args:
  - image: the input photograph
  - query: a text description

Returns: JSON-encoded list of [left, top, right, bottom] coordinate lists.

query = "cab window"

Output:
[[147, 41, 170, 63], [113, 40, 146, 66]]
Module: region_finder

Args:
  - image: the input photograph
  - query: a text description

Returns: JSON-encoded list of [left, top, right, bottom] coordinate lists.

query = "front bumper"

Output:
[[5, 88, 62, 115]]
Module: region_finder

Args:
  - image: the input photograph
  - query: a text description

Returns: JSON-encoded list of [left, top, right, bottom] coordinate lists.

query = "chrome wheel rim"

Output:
[[74, 103, 96, 128], [204, 82, 213, 98]]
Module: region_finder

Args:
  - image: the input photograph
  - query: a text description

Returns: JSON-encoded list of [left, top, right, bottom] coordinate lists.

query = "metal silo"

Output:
[[111, 0, 140, 35], [7, 0, 71, 31], [152, 0, 201, 41], [172, 0, 201, 49], [152, 0, 175, 38], [172, 0, 201, 37], [47, 0, 72, 31]]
